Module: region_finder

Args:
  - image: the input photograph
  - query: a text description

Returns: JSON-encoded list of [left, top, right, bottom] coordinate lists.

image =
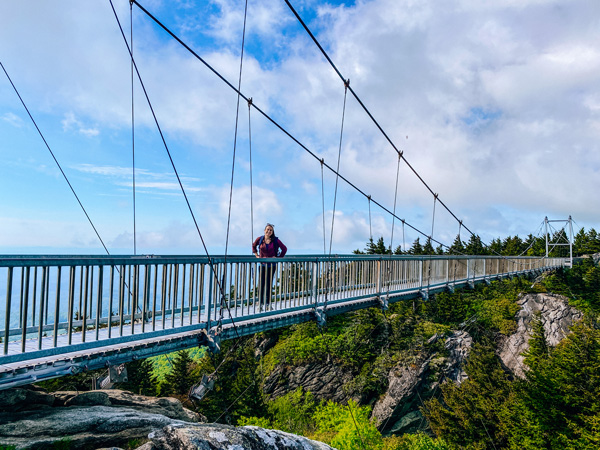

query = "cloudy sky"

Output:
[[0, 0, 598, 256]]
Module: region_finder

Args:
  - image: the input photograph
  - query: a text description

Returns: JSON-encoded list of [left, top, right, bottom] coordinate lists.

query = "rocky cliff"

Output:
[[497, 292, 582, 378]]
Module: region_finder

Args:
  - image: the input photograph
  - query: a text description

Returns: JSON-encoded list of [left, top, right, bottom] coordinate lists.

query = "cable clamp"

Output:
[[378, 295, 389, 311], [344, 78, 350, 88], [199, 328, 222, 354], [247, 97, 253, 107], [189, 374, 215, 402], [313, 306, 327, 327]]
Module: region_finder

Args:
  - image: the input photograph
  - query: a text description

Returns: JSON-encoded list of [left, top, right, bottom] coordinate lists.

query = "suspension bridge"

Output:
[[0, 254, 565, 390], [0, 1, 572, 391]]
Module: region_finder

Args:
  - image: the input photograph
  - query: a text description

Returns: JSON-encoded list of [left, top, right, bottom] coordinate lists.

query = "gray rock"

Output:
[[263, 362, 352, 403], [498, 293, 582, 378], [64, 390, 112, 407], [147, 423, 334, 450], [53, 389, 201, 422], [0, 387, 55, 411], [0, 405, 186, 449], [372, 330, 473, 434]]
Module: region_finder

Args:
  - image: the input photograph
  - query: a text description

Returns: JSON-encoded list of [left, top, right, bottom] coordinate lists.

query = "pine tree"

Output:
[[409, 237, 423, 255], [161, 349, 195, 397], [121, 358, 158, 396], [422, 237, 435, 255]]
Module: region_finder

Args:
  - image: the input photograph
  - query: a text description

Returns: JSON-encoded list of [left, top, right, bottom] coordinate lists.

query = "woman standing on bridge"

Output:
[[252, 223, 287, 309]]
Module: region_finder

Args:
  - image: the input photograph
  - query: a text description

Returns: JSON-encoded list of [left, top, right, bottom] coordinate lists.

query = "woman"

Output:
[[252, 223, 287, 308]]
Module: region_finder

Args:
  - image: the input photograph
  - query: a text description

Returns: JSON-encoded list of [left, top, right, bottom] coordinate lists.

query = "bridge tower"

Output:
[[544, 216, 573, 267]]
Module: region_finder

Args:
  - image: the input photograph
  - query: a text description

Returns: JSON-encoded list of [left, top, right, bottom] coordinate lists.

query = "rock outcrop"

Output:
[[144, 423, 334, 449], [372, 331, 473, 434], [263, 361, 353, 403], [0, 388, 199, 449], [498, 293, 582, 378], [0, 387, 334, 450]]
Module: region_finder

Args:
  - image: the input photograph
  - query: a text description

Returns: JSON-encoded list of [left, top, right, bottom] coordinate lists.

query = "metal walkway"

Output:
[[0, 254, 565, 389]]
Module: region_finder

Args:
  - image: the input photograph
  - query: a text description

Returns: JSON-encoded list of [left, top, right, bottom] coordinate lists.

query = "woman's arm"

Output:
[[252, 236, 261, 257], [277, 239, 287, 257]]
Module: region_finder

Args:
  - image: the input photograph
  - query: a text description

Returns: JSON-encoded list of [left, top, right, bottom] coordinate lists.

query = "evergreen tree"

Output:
[[422, 237, 435, 255], [121, 358, 158, 396], [448, 234, 465, 254], [161, 349, 195, 397], [409, 237, 423, 255], [465, 234, 486, 255]]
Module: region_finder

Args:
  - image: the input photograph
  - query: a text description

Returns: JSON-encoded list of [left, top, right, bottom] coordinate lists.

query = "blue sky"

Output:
[[1, 0, 599, 256]]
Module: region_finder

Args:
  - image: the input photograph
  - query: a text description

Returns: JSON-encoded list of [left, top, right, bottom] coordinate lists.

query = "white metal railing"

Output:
[[0, 254, 565, 359]]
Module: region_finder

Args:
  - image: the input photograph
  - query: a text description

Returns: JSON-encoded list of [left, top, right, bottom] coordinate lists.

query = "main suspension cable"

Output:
[[130, 1, 137, 255], [109, 0, 243, 340], [282, 0, 478, 240], [129, 0, 446, 250], [1, 60, 110, 255]]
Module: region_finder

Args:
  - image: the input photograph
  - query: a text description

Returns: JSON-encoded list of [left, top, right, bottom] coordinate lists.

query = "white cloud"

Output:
[[2, 112, 24, 128], [1, 0, 598, 254]]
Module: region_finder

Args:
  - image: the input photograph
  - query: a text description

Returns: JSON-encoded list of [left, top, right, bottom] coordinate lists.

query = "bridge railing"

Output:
[[0, 254, 565, 358]]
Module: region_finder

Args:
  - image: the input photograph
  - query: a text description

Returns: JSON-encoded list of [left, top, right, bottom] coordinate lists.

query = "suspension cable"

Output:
[[328, 81, 349, 257], [389, 154, 401, 255], [224, 0, 249, 260], [368, 195, 373, 242], [128, 0, 447, 251], [431, 194, 438, 241], [130, 1, 137, 255], [248, 98, 254, 246], [282, 0, 480, 241], [1, 60, 111, 255], [109, 0, 243, 339], [321, 159, 327, 254]]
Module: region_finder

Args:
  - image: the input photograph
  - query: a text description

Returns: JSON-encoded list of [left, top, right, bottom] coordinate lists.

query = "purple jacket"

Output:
[[252, 236, 287, 258]]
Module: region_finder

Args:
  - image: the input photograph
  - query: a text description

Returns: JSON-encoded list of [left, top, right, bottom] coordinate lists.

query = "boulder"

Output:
[[0, 405, 187, 449], [0, 387, 201, 449], [498, 293, 582, 378], [146, 423, 334, 450]]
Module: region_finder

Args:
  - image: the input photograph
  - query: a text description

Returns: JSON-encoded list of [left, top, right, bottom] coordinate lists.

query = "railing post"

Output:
[[312, 261, 319, 305], [4, 267, 13, 356], [376, 259, 382, 298]]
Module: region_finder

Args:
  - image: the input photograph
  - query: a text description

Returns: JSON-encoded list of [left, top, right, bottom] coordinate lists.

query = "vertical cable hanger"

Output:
[[323, 79, 349, 312], [224, 0, 250, 260], [130, 0, 137, 255], [321, 159, 326, 255], [368, 195, 372, 242], [431, 193, 438, 243], [327, 79, 349, 257], [386, 152, 402, 297], [248, 98, 254, 245]]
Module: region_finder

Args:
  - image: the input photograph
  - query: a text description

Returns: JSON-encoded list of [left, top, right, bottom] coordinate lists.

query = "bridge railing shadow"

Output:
[[0, 254, 565, 364]]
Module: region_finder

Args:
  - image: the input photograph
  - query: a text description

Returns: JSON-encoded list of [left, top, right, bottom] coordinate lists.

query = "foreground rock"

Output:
[[498, 293, 582, 378], [0, 388, 199, 449], [372, 330, 473, 434], [144, 423, 334, 450]]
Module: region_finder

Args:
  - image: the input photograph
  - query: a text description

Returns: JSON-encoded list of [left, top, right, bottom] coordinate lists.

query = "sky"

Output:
[[0, 0, 598, 256]]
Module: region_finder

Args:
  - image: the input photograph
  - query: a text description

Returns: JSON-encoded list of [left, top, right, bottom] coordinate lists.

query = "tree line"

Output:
[[355, 227, 600, 258]]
